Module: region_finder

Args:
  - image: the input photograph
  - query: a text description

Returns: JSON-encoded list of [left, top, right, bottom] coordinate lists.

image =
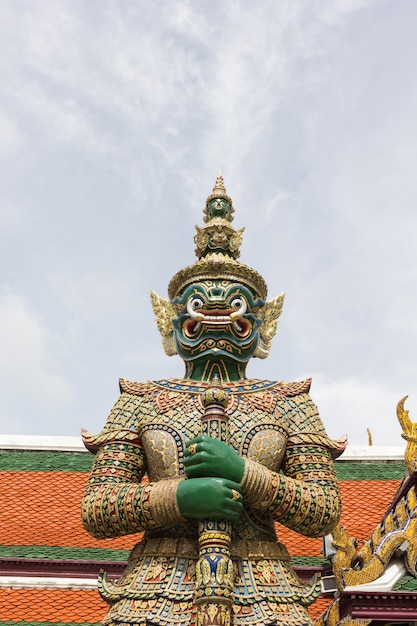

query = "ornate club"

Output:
[[195, 375, 235, 626]]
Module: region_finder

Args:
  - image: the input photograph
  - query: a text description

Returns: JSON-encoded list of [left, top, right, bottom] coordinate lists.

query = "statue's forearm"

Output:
[[81, 441, 184, 539], [82, 477, 184, 538], [241, 449, 341, 537]]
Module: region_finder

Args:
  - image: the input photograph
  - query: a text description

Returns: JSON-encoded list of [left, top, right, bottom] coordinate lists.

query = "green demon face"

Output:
[[207, 197, 233, 221], [172, 280, 264, 364]]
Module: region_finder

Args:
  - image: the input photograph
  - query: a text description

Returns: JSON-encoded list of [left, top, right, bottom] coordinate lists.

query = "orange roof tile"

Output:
[[339, 480, 401, 541], [0, 471, 402, 558], [309, 596, 332, 620], [0, 587, 107, 622], [0, 585, 330, 623], [0, 471, 139, 550]]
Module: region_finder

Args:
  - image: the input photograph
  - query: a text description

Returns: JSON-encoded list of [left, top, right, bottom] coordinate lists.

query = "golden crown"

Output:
[[167, 175, 268, 301]]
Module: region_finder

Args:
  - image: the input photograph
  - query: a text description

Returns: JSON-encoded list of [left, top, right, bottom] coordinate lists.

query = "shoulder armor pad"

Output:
[[288, 432, 348, 459], [81, 427, 142, 453], [119, 378, 158, 396], [275, 378, 312, 397]]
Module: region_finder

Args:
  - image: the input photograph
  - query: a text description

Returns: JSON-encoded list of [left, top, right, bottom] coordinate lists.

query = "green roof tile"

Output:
[[0, 450, 407, 480], [335, 462, 405, 481], [0, 545, 129, 561], [290, 555, 328, 567], [0, 451, 93, 473], [392, 574, 417, 591]]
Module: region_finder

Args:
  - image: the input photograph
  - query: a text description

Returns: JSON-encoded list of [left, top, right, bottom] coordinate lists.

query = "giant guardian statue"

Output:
[[82, 175, 345, 626]]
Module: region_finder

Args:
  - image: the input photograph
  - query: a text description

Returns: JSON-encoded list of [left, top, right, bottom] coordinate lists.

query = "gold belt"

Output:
[[134, 536, 290, 561]]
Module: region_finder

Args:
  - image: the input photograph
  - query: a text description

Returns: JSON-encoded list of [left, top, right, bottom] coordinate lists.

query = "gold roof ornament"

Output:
[[168, 175, 268, 300], [397, 396, 417, 474]]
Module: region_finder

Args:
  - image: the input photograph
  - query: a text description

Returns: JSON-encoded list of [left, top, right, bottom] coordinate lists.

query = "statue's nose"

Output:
[[207, 286, 226, 301]]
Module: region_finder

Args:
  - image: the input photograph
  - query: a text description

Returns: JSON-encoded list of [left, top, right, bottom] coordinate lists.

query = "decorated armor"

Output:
[[82, 175, 345, 625]]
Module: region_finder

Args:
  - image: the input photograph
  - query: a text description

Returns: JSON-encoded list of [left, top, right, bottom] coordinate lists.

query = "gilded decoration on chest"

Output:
[[155, 387, 239, 416], [151, 380, 293, 464], [142, 427, 183, 480], [241, 424, 286, 470], [155, 388, 190, 412]]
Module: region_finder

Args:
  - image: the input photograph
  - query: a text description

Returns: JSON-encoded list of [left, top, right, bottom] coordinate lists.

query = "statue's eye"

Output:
[[190, 296, 204, 310], [229, 296, 248, 318], [231, 297, 243, 309]]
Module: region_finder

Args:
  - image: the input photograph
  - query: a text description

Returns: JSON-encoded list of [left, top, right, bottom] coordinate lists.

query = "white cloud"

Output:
[[0, 0, 416, 442], [0, 111, 24, 157], [0, 291, 73, 431], [310, 374, 410, 446]]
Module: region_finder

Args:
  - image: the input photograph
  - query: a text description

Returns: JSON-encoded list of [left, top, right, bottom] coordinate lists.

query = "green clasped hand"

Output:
[[177, 477, 242, 522], [176, 436, 245, 522], [184, 435, 245, 482]]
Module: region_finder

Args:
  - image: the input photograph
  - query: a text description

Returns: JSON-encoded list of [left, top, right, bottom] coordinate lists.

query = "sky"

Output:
[[1, 0, 417, 446]]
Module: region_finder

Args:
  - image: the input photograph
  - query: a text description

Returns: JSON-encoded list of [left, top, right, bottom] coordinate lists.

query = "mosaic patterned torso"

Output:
[[83, 378, 341, 626]]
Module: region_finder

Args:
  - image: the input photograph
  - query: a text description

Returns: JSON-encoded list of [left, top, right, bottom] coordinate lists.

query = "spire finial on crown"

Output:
[[211, 170, 226, 197], [167, 174, 267, 301], [203, 172, 234, 223]]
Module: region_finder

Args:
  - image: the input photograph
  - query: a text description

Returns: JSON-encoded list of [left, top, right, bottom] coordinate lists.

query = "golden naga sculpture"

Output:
[[316, 397, 417, 626], [397, 395, 417, 474], [81, 175, 346, 626], [329, 398, 417, 591]]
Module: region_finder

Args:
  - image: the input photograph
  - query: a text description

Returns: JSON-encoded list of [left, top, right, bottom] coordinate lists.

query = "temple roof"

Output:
[[0, 437, 412, 624]]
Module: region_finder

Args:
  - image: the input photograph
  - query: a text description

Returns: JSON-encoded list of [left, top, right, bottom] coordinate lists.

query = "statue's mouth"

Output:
[[182, 294, 252, 338], [184, 309, 250, 338], [196, 308, 240, 324]]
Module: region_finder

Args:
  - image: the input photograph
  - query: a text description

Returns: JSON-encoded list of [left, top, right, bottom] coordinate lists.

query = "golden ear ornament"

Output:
[[254, 293, 285, 359], [150, 290, 177, 356]]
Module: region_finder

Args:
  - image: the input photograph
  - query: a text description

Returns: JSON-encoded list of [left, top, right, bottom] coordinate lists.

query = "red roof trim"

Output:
[[340, 591, 417, 619], [0, 557, 124, 579], [0, 557, 332, 583]]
